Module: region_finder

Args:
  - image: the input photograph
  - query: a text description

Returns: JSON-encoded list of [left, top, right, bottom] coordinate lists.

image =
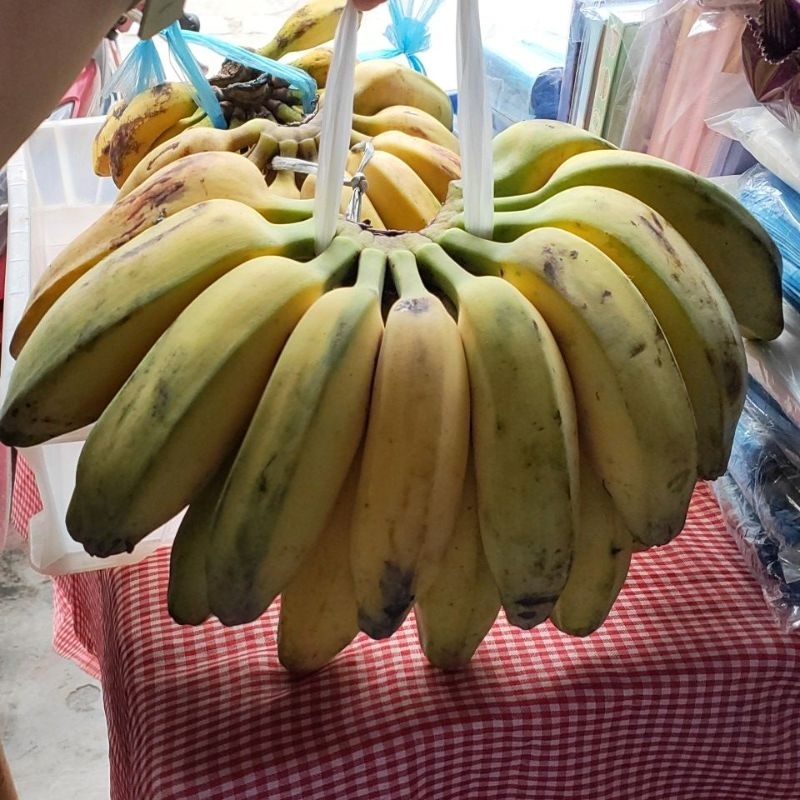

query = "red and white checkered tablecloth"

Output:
[[11, 461, 800, 800]]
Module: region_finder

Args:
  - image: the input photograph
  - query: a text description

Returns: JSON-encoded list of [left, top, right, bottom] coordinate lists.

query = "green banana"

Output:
[[494, 148, 783, 341], [206, 247, 386, 627], [492, 118, 615, 196], [436, 225, 699, 549], [460, 184, 748, 481], [0, 199, 319, 447], [65, 238, 362, 558], [415, 241, 579, 630]]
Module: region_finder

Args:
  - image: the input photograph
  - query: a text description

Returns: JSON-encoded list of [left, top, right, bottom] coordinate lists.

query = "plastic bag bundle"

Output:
[[712, 472, 800, 632], [103, 20, 318, 128], [358, 0, 446, 73], [714, 387, 800, 632]]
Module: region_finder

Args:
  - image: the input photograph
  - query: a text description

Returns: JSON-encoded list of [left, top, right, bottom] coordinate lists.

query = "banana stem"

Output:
[[388, 250, 427, 299], [413, 241, 470, 306], [308, 234, 364, 286], [436, 229, 502, 279], [355, 247, 388, 296], [489, 209, 535, 243], [248, 131, 281, 172], [494, 191, 540, 212]]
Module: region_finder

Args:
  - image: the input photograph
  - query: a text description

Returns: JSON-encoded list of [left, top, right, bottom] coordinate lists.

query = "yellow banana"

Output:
[[346, 147, 440, 231], [414, 451, 501, 670], [351, 105, 460, 154], [490, 185, 747, 480], [300, 168, 386, 229], [257, 0, 357, 60], [0, 200, 321, 447], [206, 248, 386, 627], [350, 249, 471, 640], [118, 117, 277, 197], [167, 464, 233, 626], [289, 46, 336, 89], [437, 225, 699, 549], [495, 147, 784, 342], [65, 237, 362, 558], [370, 129, 461, 203], [415, 242, 579, 630], [92, 96, 130, 177], [107, 81, 200, 187], [148, 106, 212, 151], [277, 451, 362, 676], [351, 58, 455, 130], [10, 150, 313, 358], [491, 118, 615, 196], [549, 455, 633, 637]]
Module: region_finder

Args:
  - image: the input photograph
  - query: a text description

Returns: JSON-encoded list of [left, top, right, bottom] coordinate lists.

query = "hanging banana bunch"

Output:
[[0, 1, 784, 676]]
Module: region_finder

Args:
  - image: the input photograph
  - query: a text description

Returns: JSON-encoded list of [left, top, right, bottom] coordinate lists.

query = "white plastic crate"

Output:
[[1, 118, 181, 574]]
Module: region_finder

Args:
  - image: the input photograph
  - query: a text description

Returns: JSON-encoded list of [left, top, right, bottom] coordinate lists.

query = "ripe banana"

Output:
[[118, 117, 277, 197], [277, 451, 362, 676], [489, 185, 747, 480], [92, 96, 130, 177], [351, 58, 455, 131], [0, 199, 321, 447], [289, 46, 335, 89], [549, 455, 633, 637], [167, 465, 233, 626], [370, 129, 461, 203], [350, 249, 471, 640], [257, 0, 356, 60], [206, 248, 386, 627], [65, 237, 362, 558], [495, 148, 784, 341], [351, 105, 460, 154], [436, 225, 698, 549], [415, 241, 579, 630], [300, 168, 386, 229], [148, 106, 212, 151], [491, 118, 615, 196], [106, 81, 199, 187], [414, 451, 501, 670], [346, 147, 440, 231], [10, 150, 314, 358]]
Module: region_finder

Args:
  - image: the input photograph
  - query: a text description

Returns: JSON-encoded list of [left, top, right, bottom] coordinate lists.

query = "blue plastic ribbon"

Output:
[[359, 0, 445, 74], [162, 22, 227, 129], [179, 29, 318, 114]]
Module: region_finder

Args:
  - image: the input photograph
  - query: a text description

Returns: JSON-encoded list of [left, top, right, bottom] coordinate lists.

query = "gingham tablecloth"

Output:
[[11, 461, 800, 800]]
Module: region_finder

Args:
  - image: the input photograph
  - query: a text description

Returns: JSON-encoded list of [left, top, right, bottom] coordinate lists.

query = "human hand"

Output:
[[352, 0, 387, 9]]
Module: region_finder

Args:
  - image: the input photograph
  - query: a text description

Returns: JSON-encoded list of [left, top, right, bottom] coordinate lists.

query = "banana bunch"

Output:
[[0, 116, 783, 675], [91, 0, 454, 190], [93, 60, 456, 192]]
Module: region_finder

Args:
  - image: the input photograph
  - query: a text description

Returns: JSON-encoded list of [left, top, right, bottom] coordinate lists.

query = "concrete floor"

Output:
[[0, 528, 110, 799]]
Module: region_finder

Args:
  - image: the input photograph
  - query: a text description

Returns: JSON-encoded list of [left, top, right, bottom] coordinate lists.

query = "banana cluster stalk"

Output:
[[0, 103, 783, 674]]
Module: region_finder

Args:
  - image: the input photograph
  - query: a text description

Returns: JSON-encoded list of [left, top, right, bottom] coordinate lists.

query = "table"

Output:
[[11, 462, 800, 800]]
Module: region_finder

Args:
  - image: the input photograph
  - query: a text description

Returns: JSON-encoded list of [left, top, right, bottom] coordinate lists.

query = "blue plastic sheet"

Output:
[[734, 164, 800, 312], [715, 382, 800, 632], [358, 0, 446, 74]]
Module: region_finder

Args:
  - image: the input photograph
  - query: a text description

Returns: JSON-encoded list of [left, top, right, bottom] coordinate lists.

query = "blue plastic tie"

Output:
[[359, 0, 445, 73], [162, 22, 226, 129]]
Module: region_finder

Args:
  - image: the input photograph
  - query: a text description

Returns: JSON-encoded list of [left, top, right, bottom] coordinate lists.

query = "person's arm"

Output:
[[0, 0, 137, 168]]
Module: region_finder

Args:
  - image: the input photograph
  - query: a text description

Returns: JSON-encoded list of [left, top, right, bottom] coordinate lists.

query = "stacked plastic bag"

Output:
[[711, 161, 800, 634]]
